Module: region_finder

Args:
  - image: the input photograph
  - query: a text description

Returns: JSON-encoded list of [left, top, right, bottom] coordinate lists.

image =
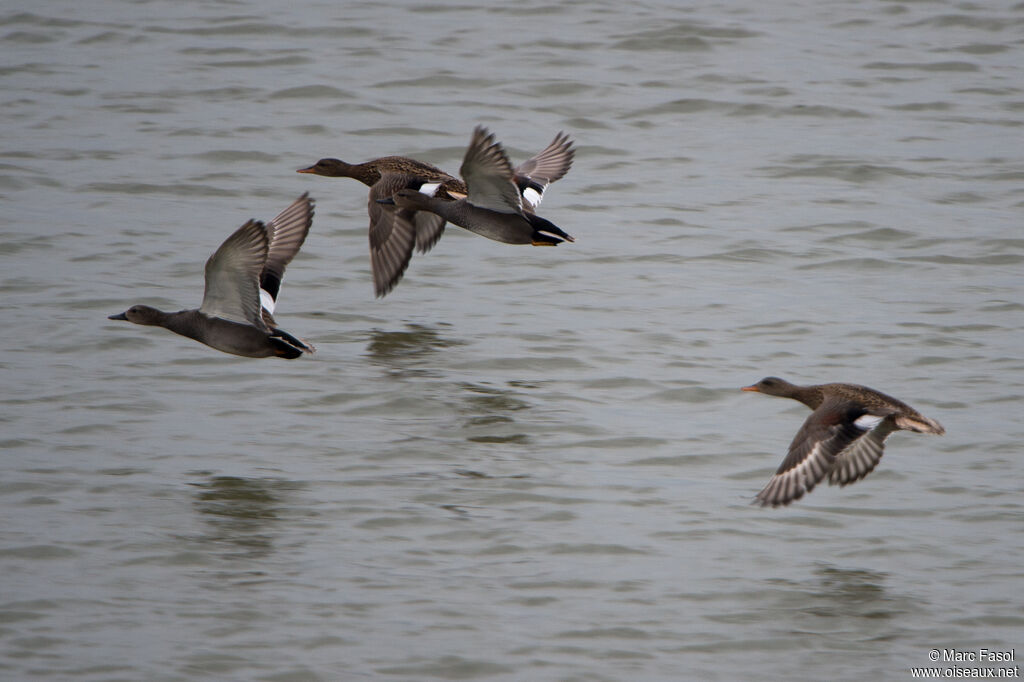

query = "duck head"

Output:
[[296, 158, 350, 177], [108, 305, 164, 326], [741, 377, 797, 396]]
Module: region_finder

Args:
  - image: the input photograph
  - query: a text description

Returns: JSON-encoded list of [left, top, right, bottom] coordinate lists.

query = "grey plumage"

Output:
[[382, 126, 575, 247], [108, 194, 315, 359]]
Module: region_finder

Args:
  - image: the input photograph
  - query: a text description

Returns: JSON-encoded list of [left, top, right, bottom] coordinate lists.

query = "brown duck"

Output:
[[297, 131, 573, 297], [742, 377, 945, 507]]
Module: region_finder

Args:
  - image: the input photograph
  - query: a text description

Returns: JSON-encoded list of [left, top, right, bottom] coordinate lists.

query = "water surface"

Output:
[[2, 1, 1022, 680]]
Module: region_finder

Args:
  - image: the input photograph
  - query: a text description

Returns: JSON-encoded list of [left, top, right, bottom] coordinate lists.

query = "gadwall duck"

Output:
[[379, 126, 574, 247], [297, 131, 573, 297], [742, 377, 945, 507], [108, 194, 315, 359]]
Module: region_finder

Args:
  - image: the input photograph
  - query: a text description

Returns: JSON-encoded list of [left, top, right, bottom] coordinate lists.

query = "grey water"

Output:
[[2, 0, 1023, 680]]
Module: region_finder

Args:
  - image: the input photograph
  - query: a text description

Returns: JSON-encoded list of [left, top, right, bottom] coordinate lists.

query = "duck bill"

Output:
[[296, 166, 316, 174], [740, 384, 760, 392], [108, 312, 128, 320]]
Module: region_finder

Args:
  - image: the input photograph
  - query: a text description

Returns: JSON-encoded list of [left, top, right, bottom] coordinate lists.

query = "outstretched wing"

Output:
[[260, 193, 314, 322], [368, 175, 418, 297], [200, 219, 270, 327], [755, 399, 873, 507], [513, 131, 575, 211], [460, 126, 523, 214], [828, 415, 898, 487]]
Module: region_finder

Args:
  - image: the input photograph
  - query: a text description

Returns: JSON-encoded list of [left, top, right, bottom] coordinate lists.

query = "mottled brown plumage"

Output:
[[297, 131, 574, 296], [742, 377, 945, 507]]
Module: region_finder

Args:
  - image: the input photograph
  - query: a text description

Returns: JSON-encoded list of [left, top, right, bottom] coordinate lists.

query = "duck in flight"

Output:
[[108, 194, 315, 359], [297, 129, 573, 296], [742, 377, 945, 507], [378, 126, 574, 249]]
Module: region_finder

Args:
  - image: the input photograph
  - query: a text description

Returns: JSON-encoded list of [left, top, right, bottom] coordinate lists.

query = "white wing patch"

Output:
[[418, 182, 442, 196], [828, 418, 896, 487], [522, 186, 544, 209], [854, 414, 884, 431], [260, 288, 276, 315]]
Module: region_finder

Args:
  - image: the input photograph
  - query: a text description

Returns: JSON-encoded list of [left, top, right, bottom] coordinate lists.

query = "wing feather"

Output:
[[513, 131, 575, 211], [828, 417, 897, 487], [755, 399, 870, 507], [460, 126, 524, 214], [368, 179, 416, 297], [200, 219, 270, 327], [260, 193, 314, 317], [413, 211, 446, 254]]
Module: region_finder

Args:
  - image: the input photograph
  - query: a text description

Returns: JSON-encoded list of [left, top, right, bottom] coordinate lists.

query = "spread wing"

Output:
[[828, 415, 898, 487], [513, 131, 575, 211], [200, 219, 270, 327], [260, 193, 314, 323], [460, 126, 523, 214], [368, 176, 417, 297], [755, 399, 874, 507]]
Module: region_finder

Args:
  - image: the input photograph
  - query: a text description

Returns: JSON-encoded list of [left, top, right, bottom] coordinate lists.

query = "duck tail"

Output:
[[527, 213, 574, 245], [895, 414, 945, 435], [270, 329, 316, 359]]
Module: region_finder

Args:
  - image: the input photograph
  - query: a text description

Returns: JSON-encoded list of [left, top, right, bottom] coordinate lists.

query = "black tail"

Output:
[[270, 328, 315, 358], [527, 213, 574, 245]]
